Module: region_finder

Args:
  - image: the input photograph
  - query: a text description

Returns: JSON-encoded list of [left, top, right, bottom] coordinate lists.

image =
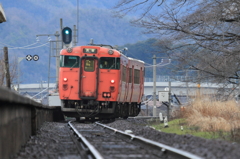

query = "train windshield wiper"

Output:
[[70, 61, 78, 70], [109, 63, 115, 69]]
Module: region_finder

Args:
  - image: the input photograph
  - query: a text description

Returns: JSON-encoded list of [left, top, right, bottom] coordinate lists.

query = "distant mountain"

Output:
[[0, 0, 154, 84], [0, 0, 148, 46], [123, 38, 171, 78]]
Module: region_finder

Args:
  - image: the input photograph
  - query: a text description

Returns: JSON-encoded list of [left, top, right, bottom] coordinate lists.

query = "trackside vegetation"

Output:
[[151, 96, 240, 143]]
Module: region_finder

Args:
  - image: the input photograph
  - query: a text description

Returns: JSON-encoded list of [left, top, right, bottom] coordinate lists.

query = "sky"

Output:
[[0, 0, 152, 84]]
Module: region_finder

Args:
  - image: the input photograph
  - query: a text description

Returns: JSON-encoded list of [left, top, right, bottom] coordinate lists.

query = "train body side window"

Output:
[[60, 55, 80, 68], [129, 68, 132, 83], [134, 69, 140, 84], [100, 57, 120, 69], [122, 66, 126, 82]]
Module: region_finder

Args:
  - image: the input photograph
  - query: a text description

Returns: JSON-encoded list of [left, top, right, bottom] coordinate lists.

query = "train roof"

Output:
[[87, 44, 114, 49], [127, 57, 145, 64], [72, 44, 145, 64]]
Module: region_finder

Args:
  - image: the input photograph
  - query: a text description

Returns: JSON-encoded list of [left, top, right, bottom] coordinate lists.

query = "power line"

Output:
[[7, 42, 39, 49], [8, 42, 49, 50], [0, 37, 40, 48], [145, 62, 171, 68], [0, 36, 52, 49], [0, 41, 18, 47]]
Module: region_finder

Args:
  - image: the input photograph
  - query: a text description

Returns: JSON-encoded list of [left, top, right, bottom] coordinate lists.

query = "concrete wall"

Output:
[[0, 86, 64, 159]]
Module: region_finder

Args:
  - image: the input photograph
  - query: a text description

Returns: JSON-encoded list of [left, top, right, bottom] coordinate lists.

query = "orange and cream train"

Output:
[[59, 44, 144, 120]]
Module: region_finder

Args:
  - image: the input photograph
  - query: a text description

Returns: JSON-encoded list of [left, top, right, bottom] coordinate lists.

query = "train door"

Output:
[[79, 57, 98, 99], [118, 64, 126, 102], [138, 67, 144, 103], [128, 66, 134, 102], [124, 67, 130, 102]]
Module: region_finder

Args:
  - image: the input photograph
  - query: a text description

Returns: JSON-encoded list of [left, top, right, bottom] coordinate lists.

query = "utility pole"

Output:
[[146, 101, 149, 116], [168, 81, 171, 120], [36, 33, 60, 88], [60, 18, 63, 49], [153, 55, 157, 117], [55, 31, 60, 90], [76, 0, 79, 44], [73, 25, 77, 46], [186, 69, 189, 100], [197, 70, 201, 96], [152, 56, 171, 117], [4, 47, 10, 89]]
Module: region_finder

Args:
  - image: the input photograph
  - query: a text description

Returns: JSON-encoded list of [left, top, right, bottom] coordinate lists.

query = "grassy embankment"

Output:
[[151, 96, 240, 142]]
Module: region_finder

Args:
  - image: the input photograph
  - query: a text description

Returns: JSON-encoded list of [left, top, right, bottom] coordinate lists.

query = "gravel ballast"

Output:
[[105, 118, 240, 159]]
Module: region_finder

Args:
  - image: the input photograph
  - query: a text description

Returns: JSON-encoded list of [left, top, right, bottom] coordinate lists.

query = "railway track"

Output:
[[68, 120, 203, 159], [15, 119, 240, 159]]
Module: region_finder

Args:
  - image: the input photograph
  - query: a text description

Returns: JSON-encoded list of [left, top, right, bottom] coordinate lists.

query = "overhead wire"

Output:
[[145, 61, 171, 68], [0, 36, 50, 50], [126, 52, 171, 67], [0, 41, 17, 48], [127, 55, 171, 68], [0, 37, 40, 48], [120, 47, 172, 68], [8, 42, 49, 50], [9, 42, 39, 49]]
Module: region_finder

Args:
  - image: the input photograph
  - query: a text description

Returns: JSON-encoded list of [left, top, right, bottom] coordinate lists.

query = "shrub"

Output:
[[183, 95, 240, 141]]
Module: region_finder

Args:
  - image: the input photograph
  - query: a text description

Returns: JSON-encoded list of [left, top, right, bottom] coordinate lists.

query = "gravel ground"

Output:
[[14, 122, 81, 159], [104, 118, 240, 159], [14, 119, 240, 159]]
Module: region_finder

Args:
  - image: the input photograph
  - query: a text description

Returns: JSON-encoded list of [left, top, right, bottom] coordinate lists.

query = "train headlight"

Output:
[[110, 79, 115, 84], [67, 47, 73, 53], [63, 78, 68, 82], [108, 49, 114, 55]]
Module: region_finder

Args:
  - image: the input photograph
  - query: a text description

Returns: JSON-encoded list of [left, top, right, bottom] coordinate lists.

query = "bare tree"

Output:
[[115, 0, 240, 86]]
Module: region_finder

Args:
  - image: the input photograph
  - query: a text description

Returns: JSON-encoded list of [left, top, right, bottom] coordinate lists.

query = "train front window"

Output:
[[60, 55, 80, 68], [84, 59, 95, 72], [100, 57, 120, 69]]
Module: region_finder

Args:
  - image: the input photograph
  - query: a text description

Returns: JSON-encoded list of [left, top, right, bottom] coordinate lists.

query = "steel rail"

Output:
[[68, 121, 104, 159], [128, 116, 160, 119], [96, 122, 203, 159]]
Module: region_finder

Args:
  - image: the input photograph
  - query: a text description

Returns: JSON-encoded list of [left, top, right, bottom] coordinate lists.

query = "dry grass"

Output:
[[183, 96, 240, 132]]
